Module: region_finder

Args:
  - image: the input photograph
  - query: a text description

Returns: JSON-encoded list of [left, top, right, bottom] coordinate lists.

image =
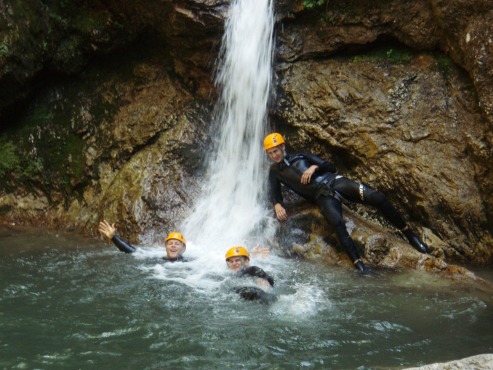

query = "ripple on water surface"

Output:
[[1, 230, 493, 369]]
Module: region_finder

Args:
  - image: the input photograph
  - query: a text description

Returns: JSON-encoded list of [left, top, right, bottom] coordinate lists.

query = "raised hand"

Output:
[[98, 219, 117, 240], [251, 244, 270, 259]]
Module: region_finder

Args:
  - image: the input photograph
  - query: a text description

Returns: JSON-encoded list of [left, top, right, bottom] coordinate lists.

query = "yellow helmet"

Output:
[[225, 246, 250, 260], [263, 133, 285, 150], [165, 231, 186, 246]]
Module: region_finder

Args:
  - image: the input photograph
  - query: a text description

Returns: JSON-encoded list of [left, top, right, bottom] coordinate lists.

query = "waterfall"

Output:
[[181, 0, 275, 250]]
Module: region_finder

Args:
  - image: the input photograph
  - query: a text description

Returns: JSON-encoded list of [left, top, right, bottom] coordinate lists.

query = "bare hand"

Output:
[[274, 203, 288, 221], [255, 278, 272, 288], [98, 219, 116, 240], [301, 165, 318, 184], [251, 244, 270, 259]]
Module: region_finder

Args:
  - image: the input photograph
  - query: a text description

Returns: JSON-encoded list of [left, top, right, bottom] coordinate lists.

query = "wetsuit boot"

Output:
[[402, 229, 430, 254], [353, 259, 369, 273]]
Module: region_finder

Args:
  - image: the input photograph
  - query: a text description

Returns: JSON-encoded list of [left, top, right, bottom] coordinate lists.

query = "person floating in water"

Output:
[[263, 132, 431, 272], [225, 246, 276, 304], [98, 219, 188, 262]]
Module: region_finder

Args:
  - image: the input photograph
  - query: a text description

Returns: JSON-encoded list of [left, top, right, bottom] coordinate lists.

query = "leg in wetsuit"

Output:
[[332, 177, 407, 229], [316, 177, 429, 264], [316, 193, 365, 269]]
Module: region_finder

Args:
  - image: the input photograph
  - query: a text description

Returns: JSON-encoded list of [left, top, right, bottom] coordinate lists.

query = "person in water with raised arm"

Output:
[[225, 246, 276, 304], [263, 133, 431, 272], [98, 219, 187, 262]]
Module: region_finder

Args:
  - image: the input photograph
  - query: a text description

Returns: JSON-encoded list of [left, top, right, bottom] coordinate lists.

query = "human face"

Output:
[[266, 145, 285, 164], [165, 239, 185, 259], [226, 256, 249, 271]]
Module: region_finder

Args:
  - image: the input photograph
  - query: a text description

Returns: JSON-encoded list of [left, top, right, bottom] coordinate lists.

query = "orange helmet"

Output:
[[225, 246, 250, 260], [263, 133, 285, 150], [165, 232, 186, 246]]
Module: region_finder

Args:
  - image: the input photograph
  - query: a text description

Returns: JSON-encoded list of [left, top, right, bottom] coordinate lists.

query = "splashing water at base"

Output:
[[181, 0, 275, 252]]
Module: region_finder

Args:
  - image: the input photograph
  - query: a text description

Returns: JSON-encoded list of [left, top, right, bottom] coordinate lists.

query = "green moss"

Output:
[[0, 205, 12, 215], [54, 134, 86, 188], [433, 53, 454, 80], [0, 139, 20, 178], [22, 157, 44, 179], [56, 36, 80, 59], [1, 92, 88, 197], [0, 42, 9, 58], [20, 104, 54, 128], [74, 14, 100, 33], [304, 0, 326, 9], [350, 47, 414, 64]]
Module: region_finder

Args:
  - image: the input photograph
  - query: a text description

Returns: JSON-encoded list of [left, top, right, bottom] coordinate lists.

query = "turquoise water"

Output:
[[1, 227, 492, 369]]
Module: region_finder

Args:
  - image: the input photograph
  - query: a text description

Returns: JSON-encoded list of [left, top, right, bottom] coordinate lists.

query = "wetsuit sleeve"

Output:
[[240, 266, 275, 287], [235, 286, 277, 305], [301, 151, 336, 173], [268, 167, 284, 205], [111, 235, 136, 253]]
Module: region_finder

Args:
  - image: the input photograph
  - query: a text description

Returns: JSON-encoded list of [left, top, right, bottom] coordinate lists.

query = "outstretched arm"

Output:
[[98, 219, 136, 253]]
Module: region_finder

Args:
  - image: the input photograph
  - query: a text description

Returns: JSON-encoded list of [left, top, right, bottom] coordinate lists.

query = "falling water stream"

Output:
[[181, 0, 275, 249], [1, 0, 493, 369]]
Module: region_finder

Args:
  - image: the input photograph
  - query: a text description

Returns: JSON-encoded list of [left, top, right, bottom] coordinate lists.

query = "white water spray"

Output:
[[181, 0, 275, 250]]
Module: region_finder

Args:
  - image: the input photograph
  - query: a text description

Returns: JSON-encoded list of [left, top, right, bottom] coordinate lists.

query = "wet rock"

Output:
[[272, 55, 493, 264], [404, 353, 493, 370], [273, 201, 492, 287], [0, 48, 211, 241]]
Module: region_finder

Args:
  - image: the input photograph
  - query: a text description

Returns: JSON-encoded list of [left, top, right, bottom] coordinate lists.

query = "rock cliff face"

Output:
[[0, 0, 492, 266]]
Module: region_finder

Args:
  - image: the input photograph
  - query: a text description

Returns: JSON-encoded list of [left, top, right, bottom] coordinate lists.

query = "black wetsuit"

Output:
[[111, 235, 187, 262], [268, 151, 407, 263], [235, 266, 276, 305]]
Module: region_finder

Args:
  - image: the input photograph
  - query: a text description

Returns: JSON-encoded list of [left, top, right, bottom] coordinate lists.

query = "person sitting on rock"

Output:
[[98, 219, 187, 262], [263, 132, 431, 272], [225, 246, 276, 304]]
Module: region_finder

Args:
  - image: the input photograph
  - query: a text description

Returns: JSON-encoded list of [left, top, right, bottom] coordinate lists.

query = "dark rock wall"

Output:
[[0, 0, 492, 265]]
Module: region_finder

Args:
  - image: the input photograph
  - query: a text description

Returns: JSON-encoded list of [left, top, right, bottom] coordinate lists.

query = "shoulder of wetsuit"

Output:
[[298, 151, 324, 163], [300, 151, 336, 172], [286, 152, 321, 169], [286, 152, 305, 161], [240, 266, 275, 287], [240, 265, 263, 277]]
